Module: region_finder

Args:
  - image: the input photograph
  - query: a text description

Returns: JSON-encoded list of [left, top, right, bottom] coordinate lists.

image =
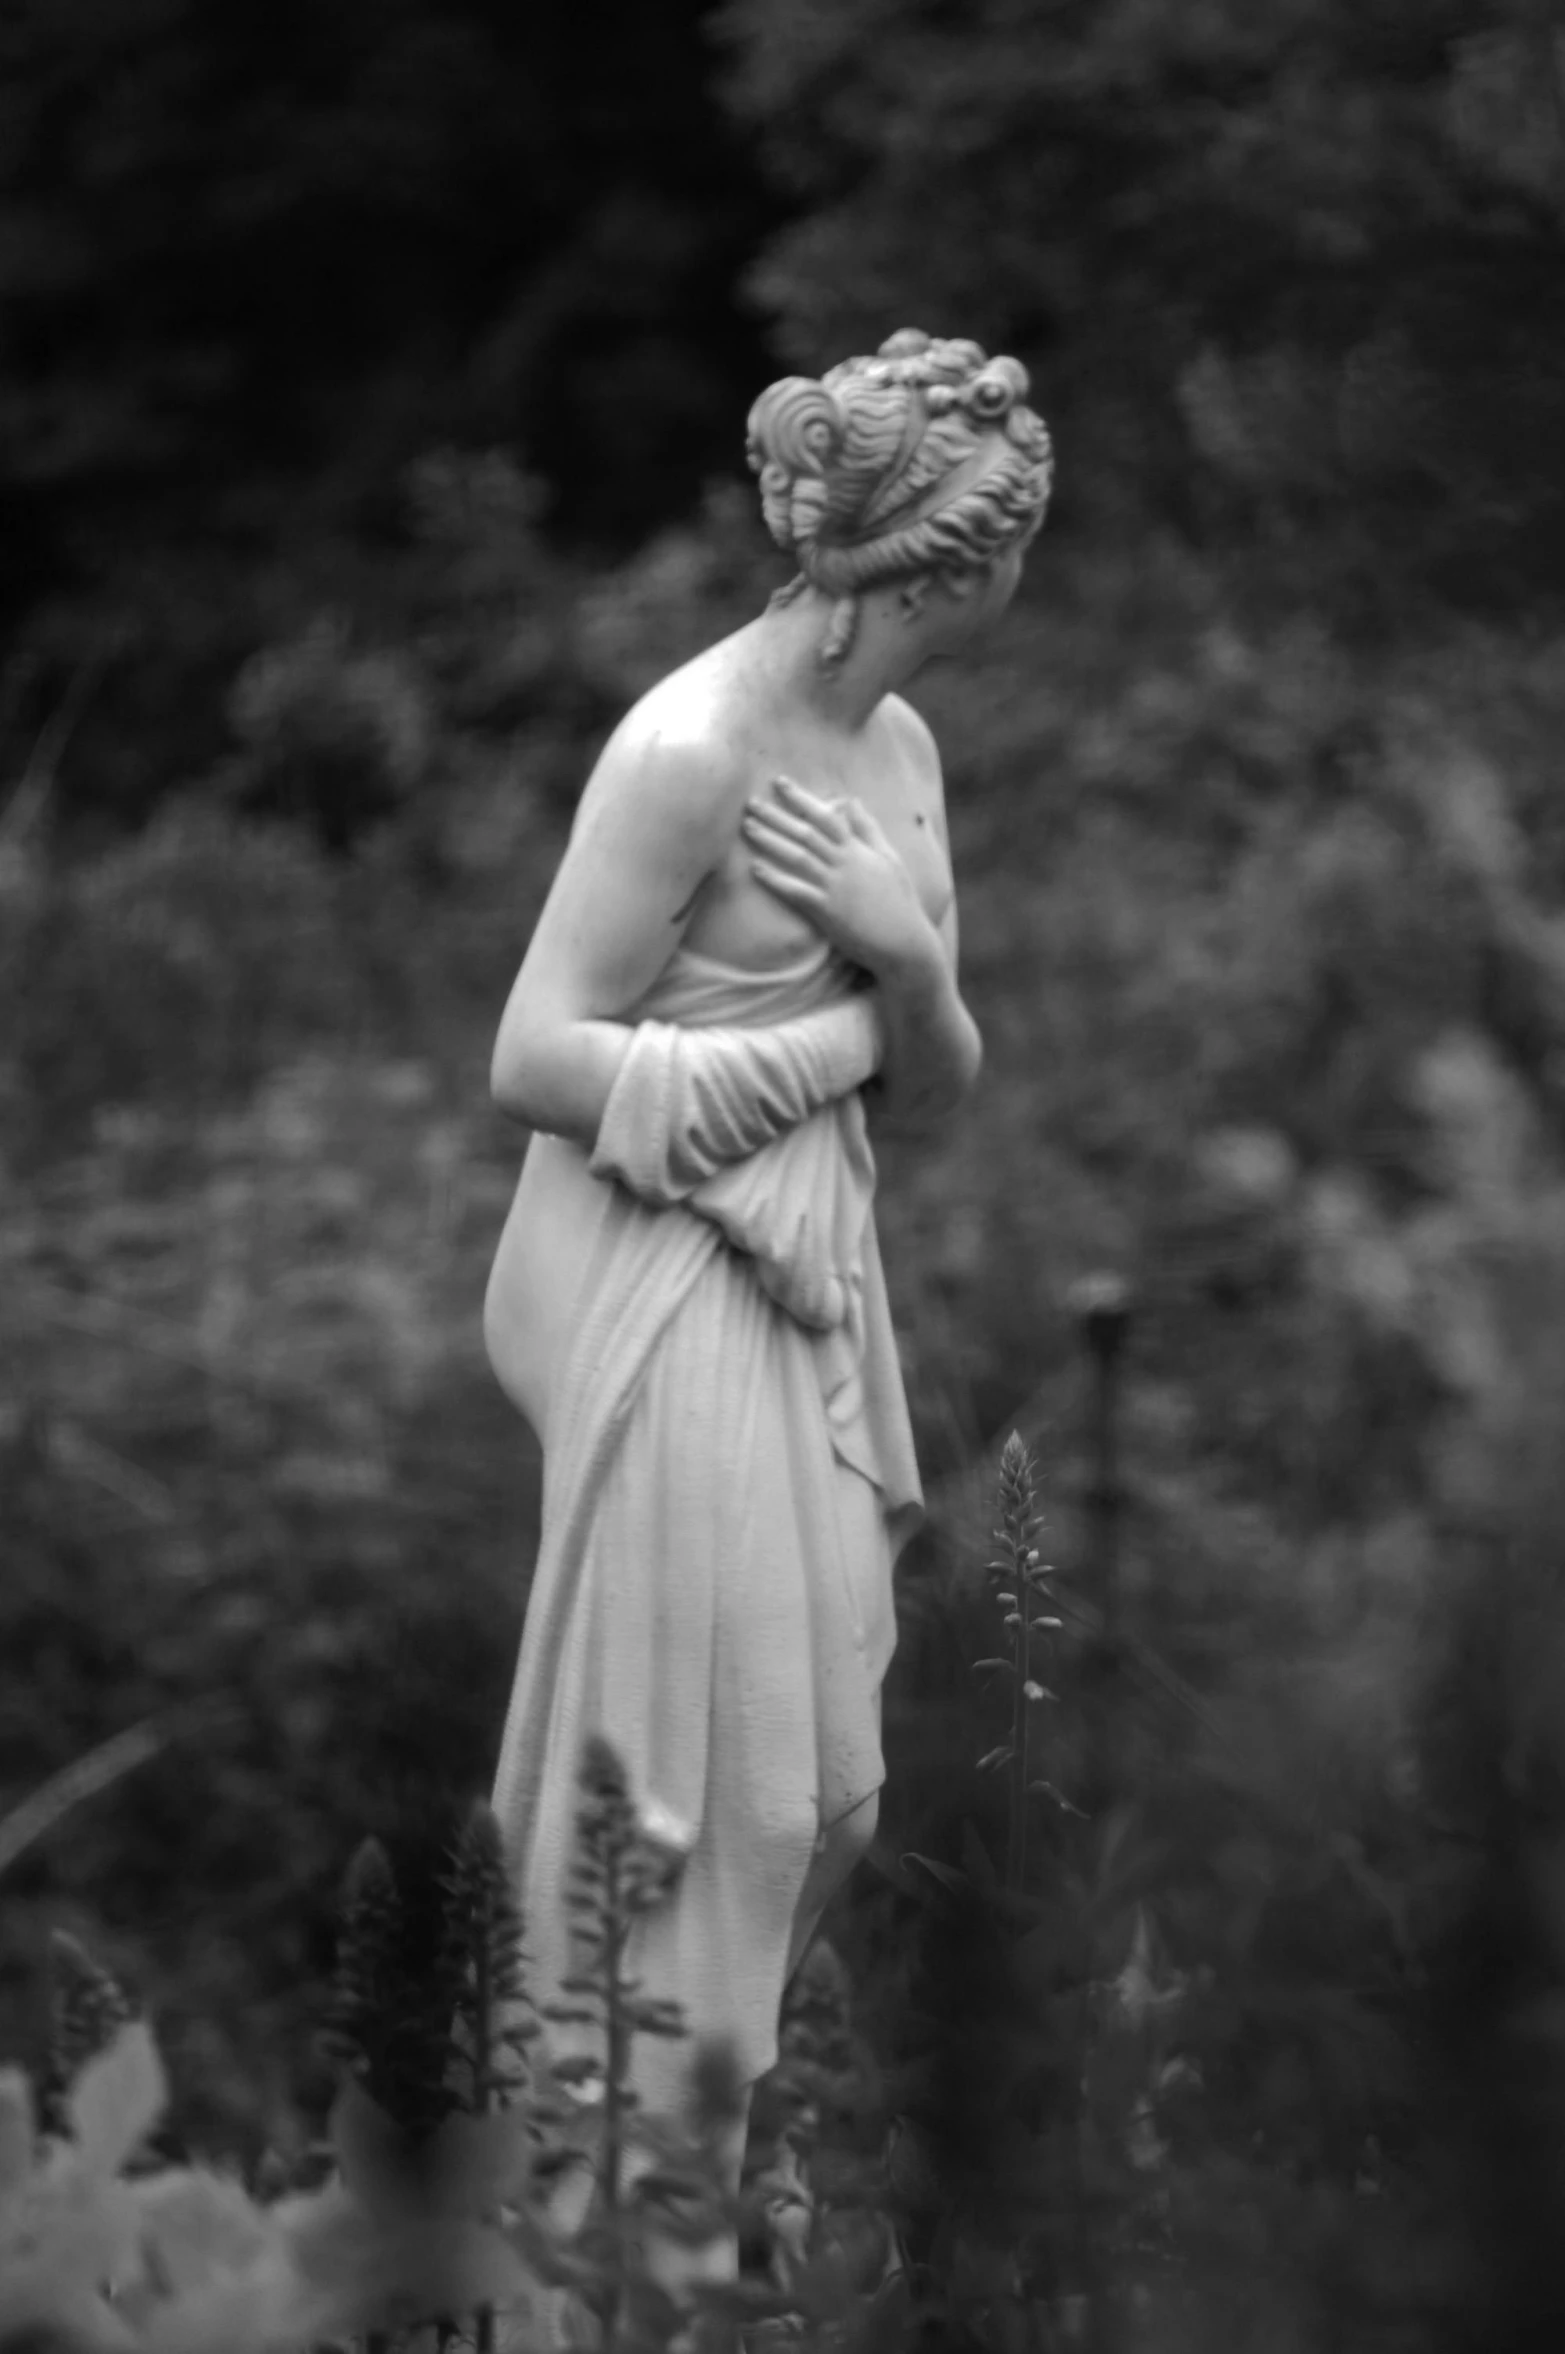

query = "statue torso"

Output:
[[658, 651, 955, 976], [485, 642, 955, 1443]]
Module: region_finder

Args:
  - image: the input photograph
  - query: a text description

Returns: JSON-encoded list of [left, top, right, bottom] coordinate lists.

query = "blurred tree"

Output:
[[0, 0, 775, 534], [9, 0, 1563, 826], [0, 0, 782, 820], [715, 0, 1565, 608]]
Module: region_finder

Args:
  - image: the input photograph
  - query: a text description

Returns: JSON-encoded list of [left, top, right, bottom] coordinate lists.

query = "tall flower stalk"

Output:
[[545, 1736, 690, 2350], [439, 1798, 538, 2354], [319, 1836, 432, 2128], [976, 1432, 1067, 1893], [35, 1929, 137, 2142], [440, 1796, 538, 2121]]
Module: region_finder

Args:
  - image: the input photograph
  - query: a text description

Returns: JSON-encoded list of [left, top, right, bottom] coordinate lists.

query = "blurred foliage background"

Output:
[[4, 1, 1565, 2345]]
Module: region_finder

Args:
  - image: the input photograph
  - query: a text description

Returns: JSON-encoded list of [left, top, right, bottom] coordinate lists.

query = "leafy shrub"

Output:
[[6, 804, 359, 1160], [0, 1756, 878, 2354], [7, 413, 1565, 2345], [226, 619, 434, 851]]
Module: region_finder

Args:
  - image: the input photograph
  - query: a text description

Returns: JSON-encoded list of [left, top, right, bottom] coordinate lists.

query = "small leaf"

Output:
[[971, 1659, 1011, 1674], [900, 1853, 970, 1901], [1023, 1681, 1056, 1703], [861, 1840, 927, 1897], [1028, 1780, 1087, 1818], [976, 1746, 1013, 1772], [626, 1996, 686, 2038], [69, 2019, 165, 2177], [550, 2054, 603, 2086]]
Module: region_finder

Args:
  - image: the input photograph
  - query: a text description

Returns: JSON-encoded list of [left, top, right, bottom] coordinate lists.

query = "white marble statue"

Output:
[[484, 330, 1053, 2145]]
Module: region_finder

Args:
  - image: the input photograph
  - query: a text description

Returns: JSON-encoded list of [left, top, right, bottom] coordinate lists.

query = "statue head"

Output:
[[746, 328, 1053, 668]]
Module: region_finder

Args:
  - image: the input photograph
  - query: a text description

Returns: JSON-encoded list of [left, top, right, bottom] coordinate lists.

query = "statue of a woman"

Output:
[[485, 331, 1052, 2142]]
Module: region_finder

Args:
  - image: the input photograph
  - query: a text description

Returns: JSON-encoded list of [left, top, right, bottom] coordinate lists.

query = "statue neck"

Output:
[[744, 580, 935, 735]]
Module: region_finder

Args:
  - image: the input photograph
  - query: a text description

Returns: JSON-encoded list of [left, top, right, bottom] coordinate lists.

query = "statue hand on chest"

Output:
[[742, 775, 936, 982]]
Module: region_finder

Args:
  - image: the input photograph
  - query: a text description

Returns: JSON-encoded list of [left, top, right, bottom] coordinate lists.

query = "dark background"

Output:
[[5, 0, 1563, 829], [5, 4, 1565, 2346]]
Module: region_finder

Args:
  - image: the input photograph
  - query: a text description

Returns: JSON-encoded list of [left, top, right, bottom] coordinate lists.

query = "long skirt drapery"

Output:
[[488, 941, 923, 2113]]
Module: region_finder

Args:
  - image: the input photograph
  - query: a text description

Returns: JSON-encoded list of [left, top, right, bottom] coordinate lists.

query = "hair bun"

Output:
[[967, 360, 1026, 421], [748, 328, 1053, 641], [746, 377, 849, 556], [747, 376, 844, 478]]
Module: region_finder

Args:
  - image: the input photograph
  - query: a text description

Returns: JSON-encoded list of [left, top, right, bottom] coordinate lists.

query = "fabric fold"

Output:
[[587, 976, 882, 1332], [489, 940, 922, 2105], [587, 991, 881, 1204]]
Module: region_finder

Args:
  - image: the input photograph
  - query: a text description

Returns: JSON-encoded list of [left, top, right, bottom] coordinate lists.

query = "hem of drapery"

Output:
[[815, 1767, 887, 1842]]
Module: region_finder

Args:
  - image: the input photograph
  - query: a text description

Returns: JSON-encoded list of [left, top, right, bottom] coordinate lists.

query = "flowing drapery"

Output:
[[488, 941, 922, 2106]]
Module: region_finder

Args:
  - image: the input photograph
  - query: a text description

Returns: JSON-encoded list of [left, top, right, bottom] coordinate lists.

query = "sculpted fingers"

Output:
[[849, 799, 904, 861], [772, 774, 849, 840], [744, 799, 825, 859], [743, 813, 830, 899], [749, 854, 824, 908]]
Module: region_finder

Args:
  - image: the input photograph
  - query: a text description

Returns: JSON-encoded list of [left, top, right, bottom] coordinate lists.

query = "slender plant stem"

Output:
[[472, 1886, 496, 2354], [601, 1838, 629, 2354], [0, 1702, 235, 1880], [1008, 1547, 1030, 1894], [474, 1891, 496, 2354]]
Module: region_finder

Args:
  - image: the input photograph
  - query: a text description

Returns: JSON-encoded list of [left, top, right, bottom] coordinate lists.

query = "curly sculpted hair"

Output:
[[746, 328, 1053, 666]]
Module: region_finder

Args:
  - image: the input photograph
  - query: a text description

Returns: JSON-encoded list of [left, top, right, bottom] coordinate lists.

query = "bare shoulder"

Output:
[[500, 653, 749, 1040], [881, 692, 943, 775], [574, 657, 745, 853]]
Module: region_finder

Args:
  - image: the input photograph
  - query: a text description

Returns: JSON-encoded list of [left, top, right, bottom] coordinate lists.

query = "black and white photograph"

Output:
[[4, 5, 1565, 2348]]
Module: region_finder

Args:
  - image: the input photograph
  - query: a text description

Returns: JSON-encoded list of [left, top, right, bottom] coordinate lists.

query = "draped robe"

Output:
[[487, 939, 923, 2109]]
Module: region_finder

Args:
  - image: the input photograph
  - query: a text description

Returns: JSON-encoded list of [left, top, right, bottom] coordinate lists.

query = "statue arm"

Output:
[[864, 698, 982, 1134], [866, 899, 983, 1135], [743, 697, 981, 1137], [490, 717, 735, 1144], [587, 993, 882, 1205], [490, 718, 882, 1169]]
